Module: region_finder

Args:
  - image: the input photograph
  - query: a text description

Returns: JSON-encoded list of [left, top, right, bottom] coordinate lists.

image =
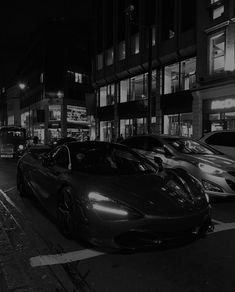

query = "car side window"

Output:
[[146, 137, 164, 151], [53, 147, 69, 168], [122, 137, 146, 150], [205, 133, 235, 147]]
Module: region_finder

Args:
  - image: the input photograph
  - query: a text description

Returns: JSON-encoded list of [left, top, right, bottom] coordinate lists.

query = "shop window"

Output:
[[120, 79, 129, 103], [120, 119, 133, 138], [100, 121, 114, 142], [49, 105, 61, 121], [107, 84, 115, 105], [100, 87, 107, 107], [8, 115, 14, 126], [164, 113, 193, 137], [118, 41, 126, 60], [130, 33, 140, 55], [106, 48, 114, 66], [164, 63, 180, 94], [180, 57, 196, 90], [209, 30, 225, 74], [97, 53, 103, 70]]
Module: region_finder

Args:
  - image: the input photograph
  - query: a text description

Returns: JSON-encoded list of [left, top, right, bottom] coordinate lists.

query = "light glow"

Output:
[[18, 144, 24, 150], [92, 203, 128, 216], [211, 99, 235, 110], [88, 192, 110, 202], [199, 163, 223, 175]]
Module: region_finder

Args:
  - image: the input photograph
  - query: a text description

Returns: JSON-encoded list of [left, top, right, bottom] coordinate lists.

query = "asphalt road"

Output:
[[0, 159, 235, 292]]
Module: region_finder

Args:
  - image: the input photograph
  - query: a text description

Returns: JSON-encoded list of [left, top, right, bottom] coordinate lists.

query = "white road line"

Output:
[[30, 249, 105, 267], [213, 222, 235, 233], [212, 219, 224, 224], [0, 189, 24, 216], [4, 186, 17, 193]]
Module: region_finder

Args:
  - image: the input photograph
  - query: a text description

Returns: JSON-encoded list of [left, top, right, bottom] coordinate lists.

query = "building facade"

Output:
[[6, 19, 95, 144], [92, 0, 235, 141]]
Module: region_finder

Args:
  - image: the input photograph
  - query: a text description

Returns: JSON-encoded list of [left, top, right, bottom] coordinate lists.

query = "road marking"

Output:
[[4, 186, 17, 193], [30, 249, 105, 267], [213, 222, 235, 233], [212, 219, 224, 225], [0, 189, 24, 216]]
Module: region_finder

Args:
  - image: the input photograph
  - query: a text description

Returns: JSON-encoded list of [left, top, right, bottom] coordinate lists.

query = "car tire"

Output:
[[57, 186, 78, 239], [17, 169, 28, 197]]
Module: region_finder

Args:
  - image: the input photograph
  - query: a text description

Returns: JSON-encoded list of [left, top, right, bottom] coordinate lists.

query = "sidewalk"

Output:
[[0, 200, 77, 292]]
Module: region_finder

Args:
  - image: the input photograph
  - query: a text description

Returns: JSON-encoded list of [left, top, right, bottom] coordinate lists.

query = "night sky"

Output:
[[0, 0, 93, 84]]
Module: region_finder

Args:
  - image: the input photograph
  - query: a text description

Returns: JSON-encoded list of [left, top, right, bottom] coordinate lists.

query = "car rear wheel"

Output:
[[17, 169, 28, 197], [57, 187, 78, 239]]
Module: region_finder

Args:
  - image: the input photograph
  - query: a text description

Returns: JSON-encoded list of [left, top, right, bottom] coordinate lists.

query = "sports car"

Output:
[[17, 141, 213, 250]]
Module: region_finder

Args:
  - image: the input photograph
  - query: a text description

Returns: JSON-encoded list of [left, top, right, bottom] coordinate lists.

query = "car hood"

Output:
[[75, 171, 208, 217], [185, 154, 235, 170]]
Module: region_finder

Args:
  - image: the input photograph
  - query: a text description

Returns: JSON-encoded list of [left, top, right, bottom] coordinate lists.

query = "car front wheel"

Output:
[[57, 186, 78, 239]]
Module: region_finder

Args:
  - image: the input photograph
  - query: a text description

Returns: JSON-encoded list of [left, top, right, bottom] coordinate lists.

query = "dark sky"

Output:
[[0, 0, 93, 84]]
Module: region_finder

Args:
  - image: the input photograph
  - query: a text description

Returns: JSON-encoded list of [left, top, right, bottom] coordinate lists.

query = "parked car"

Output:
[[16, 141, 212, 250], [50, 137, 77, 148], [122, 135, 235, 197], [199, 130, 235, 160]]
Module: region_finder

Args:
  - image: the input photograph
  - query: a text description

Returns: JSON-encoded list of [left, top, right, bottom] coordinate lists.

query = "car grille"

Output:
[[226, 179, 235, 192], [228, 171, 235, 178]]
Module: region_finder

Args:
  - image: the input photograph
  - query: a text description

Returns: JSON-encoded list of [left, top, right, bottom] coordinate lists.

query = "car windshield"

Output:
[[72, 145, 158, 175], [0, 130, 26, 143], [164, 138, 220, 155]]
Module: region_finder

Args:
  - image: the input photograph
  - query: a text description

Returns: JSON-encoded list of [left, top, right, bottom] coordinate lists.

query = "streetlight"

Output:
[[18, 82, 31, 136], [125, 5, 153, 134]]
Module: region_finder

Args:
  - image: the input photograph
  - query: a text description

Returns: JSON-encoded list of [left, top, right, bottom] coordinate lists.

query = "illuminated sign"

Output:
[[67, 105, 88, 124], [211, 98, 235, 110]]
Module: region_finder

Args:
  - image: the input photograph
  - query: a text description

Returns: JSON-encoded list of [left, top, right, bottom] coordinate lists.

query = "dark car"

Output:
[[122, 135, 235, 197], [17, 141, 212, 250], [51, 137, 77, 148]]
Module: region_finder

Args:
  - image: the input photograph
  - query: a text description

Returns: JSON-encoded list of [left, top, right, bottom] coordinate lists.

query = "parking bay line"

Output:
[[30, 220, 235, 268], [30, 249, 105, 267], [0, 189, 24, 216]]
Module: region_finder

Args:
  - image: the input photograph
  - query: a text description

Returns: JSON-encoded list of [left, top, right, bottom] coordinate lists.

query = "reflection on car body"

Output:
[[122, 135, 235, 197], [17, 141, 212, 250]]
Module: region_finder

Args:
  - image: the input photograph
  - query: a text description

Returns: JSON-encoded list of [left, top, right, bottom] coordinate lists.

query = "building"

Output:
[[91, 0, 235, 142], [6, 18, 94, 144]]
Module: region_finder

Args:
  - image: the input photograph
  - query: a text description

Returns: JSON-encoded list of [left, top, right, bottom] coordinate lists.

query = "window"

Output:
[[118, 41, 126, 60], [205, 132, 235, 147], [54, 147, 69, 168], [99, 85, 114, 107], [100, 121, 114, 142], [120, 80, 129, 103], [106, 48, 114, 66], [213, 5, 224, 19], [130, 34, 140, 55], [164, 63, 179, 94], [180, 58, 196, 90], [122, 136, 146, 150], [146, 137, 163, 151], [100, 87, 107, 107], [97, 53, 103, 70], [49, 105, 61, 121], [209, 31, 225, 74]]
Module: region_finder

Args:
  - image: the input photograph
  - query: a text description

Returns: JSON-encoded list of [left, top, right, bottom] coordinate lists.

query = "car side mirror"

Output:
[[154, 156, 163, 172]]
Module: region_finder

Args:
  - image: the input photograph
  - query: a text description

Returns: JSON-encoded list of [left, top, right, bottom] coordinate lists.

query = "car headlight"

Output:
[[87, 191, 142, 220], [18, 144, 24, 150], [198, 163, 224, 175]]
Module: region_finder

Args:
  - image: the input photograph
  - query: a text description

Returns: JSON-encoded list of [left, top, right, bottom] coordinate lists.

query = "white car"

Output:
[[199, 131, 235, 160]]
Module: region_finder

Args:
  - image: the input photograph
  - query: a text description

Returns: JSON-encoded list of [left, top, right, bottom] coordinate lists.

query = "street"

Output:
[[0, 160, 235, 292]]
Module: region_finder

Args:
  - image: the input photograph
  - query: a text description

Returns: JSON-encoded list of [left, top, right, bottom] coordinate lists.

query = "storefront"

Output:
[[161, 91, 193, 137], [66, 105, 90, 141], [203, 97, 235, 132]]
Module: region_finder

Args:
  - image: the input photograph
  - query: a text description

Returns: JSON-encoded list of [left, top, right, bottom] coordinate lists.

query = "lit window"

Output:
[[97, 53, 103, 70], [131, 34, 140, 55], [118, 41, 126, 60], [213, 5, 224, 19], [100, 87, 107, 107], [106, 48, 114, 66], [180, 57, 196, 90], [75, 73, 83, 83], [40, 73, 44, 83], [209, 31, 225, 74], [164, 63, 180, 94]]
